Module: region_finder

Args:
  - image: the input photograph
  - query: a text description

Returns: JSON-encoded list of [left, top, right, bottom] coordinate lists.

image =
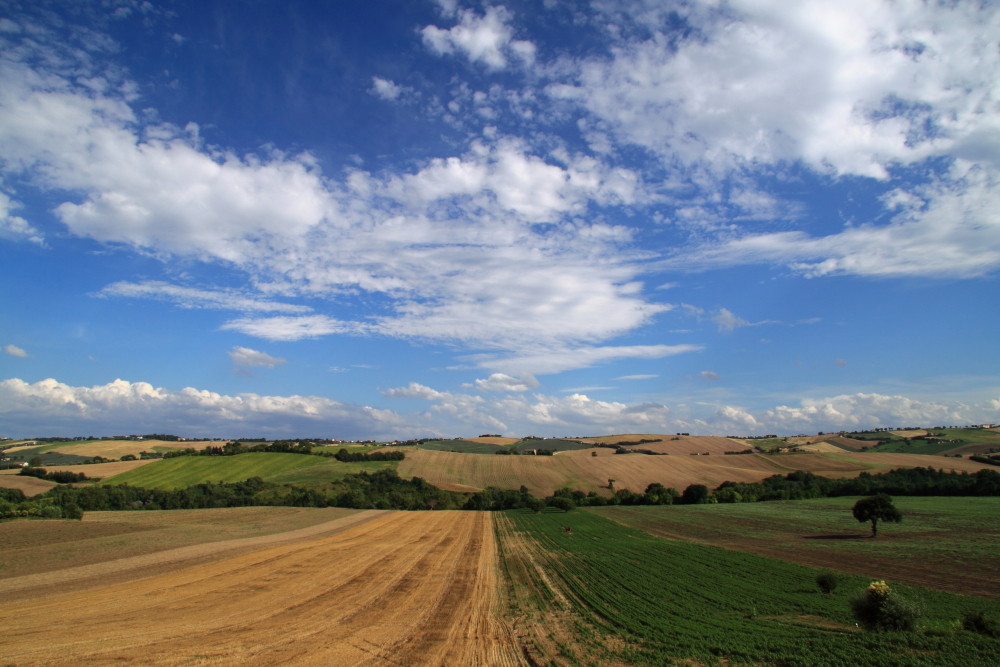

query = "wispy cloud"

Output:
[[229, 346, 286, 368], [100, 281, 310, 313], [4, 344, 28, 358]]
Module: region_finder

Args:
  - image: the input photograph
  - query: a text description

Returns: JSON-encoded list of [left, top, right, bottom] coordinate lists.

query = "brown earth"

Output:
[[0, 510, 524, 666]]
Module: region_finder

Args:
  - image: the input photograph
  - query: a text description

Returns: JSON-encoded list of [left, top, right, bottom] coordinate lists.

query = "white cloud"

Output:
[[0, 377, 403, 439], [699, 371, 720, 381], [475, 343, 702, 376], [0, 36, 665, 357], [567, 1, 1000, 177], [221, 316, 362, 342], [422, 6, 534, 70], [370, 77, 406, 101], [474, 373, 538, 392], [100, 281, 311, 313], [712, 308, 749, 333], [4, 344, 27, 358], [560, 1, 1000, 279], [228, 346, 286, 368], [0, 191, 42, 244], [616, 374, 657, 380], [382, 382, 448, 400]]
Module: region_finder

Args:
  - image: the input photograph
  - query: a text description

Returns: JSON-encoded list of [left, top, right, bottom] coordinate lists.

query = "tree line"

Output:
[[3, 465, 998, 521]]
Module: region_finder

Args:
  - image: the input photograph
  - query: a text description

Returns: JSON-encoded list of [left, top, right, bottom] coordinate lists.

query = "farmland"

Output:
[[593, 497, 1000, 598], [0, 510, 522, 665], [1, 424, 1000, 665], [396, 446, 991, 496], [98, 452, 397, 490], [501, 508, 1000, 666]]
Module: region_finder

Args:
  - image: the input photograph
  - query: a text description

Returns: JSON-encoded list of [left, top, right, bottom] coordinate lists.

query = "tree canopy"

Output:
[[852, 493, 902, 537]]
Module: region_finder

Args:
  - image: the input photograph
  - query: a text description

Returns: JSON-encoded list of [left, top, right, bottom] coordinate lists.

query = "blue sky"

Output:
[[1, 0, 998, 439]]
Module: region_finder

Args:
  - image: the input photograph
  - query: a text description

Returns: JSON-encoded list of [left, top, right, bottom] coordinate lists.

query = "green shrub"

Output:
[[961, 610, 999, 637], [850, 580, 921, 631], [816, 572, 839, 594]]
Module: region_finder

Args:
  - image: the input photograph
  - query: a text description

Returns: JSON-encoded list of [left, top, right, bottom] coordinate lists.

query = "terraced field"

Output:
[[0, 511, 522, 665]]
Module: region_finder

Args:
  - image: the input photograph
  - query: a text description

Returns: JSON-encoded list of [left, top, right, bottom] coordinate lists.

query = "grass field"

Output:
[[99, 452, 396, 490], [592, 497, 1000, 599], [501, 508, 1000, 666]]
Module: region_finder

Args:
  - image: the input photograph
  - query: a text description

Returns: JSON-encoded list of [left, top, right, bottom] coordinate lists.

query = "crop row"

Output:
[[506, 509, 1000, 666]]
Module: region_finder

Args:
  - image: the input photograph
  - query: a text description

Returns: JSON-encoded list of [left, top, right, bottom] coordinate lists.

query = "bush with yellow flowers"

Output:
[[850, 580, 921, 631]]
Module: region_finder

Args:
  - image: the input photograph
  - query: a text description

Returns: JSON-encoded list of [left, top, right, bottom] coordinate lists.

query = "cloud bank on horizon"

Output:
[[0, 0, 997, 438]]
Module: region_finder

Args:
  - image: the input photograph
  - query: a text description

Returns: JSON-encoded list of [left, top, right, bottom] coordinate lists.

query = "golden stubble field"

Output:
[[396, 447, 993, 496], [0, 509, 523, 666]]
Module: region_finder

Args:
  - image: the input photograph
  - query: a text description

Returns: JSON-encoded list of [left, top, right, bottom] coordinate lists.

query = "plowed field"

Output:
[[0, 511, 522, 666]]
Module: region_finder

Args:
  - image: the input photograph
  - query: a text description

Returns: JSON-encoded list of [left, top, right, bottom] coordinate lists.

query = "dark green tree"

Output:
[[852, 493, 902, 537]]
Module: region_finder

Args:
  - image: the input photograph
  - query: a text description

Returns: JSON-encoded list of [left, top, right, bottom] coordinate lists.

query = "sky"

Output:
[[1, 0, 998, 440]]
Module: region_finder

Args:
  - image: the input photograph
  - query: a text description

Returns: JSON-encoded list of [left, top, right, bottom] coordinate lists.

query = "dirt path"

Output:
[[0, 511, 524, 666]]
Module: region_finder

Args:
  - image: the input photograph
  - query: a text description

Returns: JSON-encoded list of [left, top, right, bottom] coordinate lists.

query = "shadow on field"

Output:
[[803, 534, 865, 540]]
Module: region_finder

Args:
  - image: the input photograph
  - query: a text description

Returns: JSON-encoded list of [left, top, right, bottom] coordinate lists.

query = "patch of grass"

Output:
[[511, 439, 591, 453], [506, 509, 1000, 666], [416, 439, 505, 454]]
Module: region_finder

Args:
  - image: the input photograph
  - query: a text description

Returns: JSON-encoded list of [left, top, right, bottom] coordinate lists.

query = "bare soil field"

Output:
[[0, 510, 523, 666], [399, 448, 989, 497]]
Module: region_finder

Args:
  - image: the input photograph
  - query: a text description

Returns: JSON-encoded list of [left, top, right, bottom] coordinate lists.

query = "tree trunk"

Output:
[[871, 519, 878, 538]]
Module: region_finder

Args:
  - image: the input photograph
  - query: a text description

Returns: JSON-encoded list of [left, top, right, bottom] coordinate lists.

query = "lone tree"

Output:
[[852, 493, 902, 538]]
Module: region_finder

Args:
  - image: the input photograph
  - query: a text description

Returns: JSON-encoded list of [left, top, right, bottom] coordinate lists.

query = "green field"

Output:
[[511, 438, 591, 453], [505, 508, 1000, 666], [100, 453, 396, 490], [863, 428, 1000, 455], [592, 497, 1000, 598], [415, 439, 506, 454]]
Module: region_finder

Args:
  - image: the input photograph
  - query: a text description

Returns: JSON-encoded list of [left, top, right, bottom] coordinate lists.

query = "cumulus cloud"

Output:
[[228, 346, 286, 368], [4, 344, 27, 358], [0, 28, 665, 359], [699, 371, 720, 381], [370, 77, 405, 101], [563, 1, 1000, 279], [0, 377, 403, 439], [474, 373, 538, 392], [0, 191, 42, 244], [422, 6, 535, 69]]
